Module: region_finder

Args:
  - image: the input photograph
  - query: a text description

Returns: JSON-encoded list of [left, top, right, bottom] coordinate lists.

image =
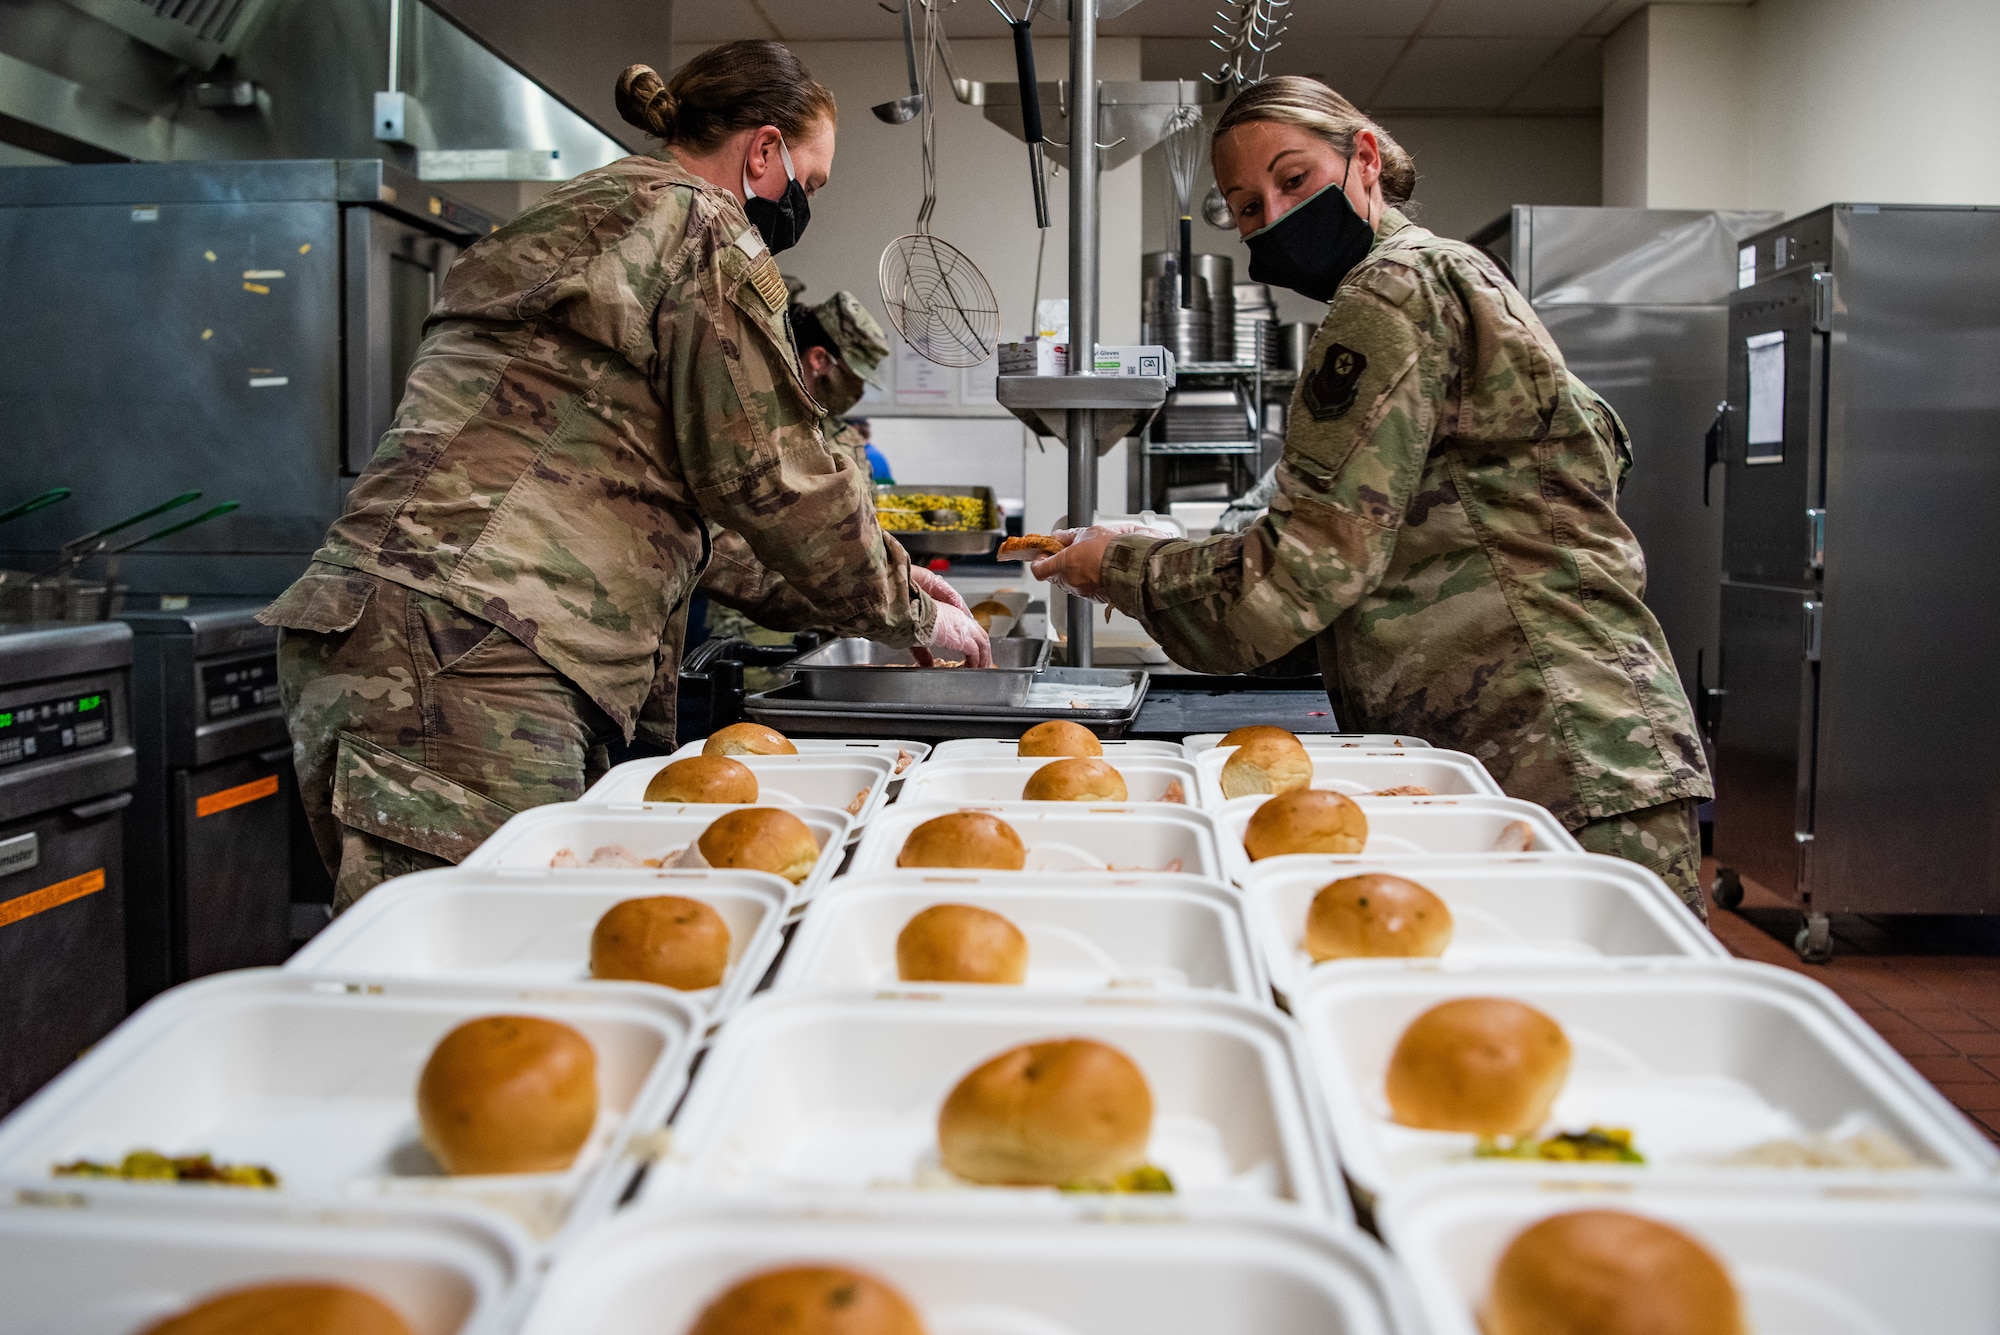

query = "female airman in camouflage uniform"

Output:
[[262, 44, 989, 909], [1037, 78, 1714, 914]]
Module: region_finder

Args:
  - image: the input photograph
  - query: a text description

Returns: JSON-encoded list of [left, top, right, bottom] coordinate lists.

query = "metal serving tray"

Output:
[[745, 666, 1150, 739], [875, 485, 1004, 558], [783, 636, 1051, 706]]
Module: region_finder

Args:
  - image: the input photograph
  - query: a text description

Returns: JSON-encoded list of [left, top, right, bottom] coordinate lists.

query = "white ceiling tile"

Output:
[[1372, 36, 1564, 109], [1266, 36, 1410, 98], [670, 0, 777, 43], [1425, 0, 1609, 39], [1501, 36, 1601, 109]]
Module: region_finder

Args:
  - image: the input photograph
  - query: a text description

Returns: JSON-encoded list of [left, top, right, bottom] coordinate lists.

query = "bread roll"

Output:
[[591, 895, 731, 990], [1021, 757, 1128, 802], [1385, 997, 1571, 1136], [1305, 874, 1453, 960], [938, 1038, 1152, 1185], [1017, 720, 1102, 757], [417, 1015, 598, 1175], [698, 807, 820, 884], [897, 904, 1028, 984], [1485, 1210, 1746, 1335], [643, 755, 758, 804], [689, 1266, 926, 1335], [703, 722, 797, 757], [1218, 733, 1314, 799], [896, 811, 1026, 870], [141, 1282, 414, 1335], [1242, 789, 1369, 860], [1218, 724, 1301, 749]]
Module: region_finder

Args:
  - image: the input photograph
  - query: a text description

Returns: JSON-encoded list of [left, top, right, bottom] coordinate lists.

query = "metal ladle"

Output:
[[872, 1, 926, 124]]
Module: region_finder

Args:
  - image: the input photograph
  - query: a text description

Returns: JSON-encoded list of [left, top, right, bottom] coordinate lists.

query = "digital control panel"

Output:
[[0, 690, 112, 767], [203, 654, 281, 722]]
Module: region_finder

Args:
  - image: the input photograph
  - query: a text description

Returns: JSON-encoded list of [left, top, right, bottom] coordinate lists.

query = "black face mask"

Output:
[[742, 136, 810, 254], [1243, 159, 1375, 303]]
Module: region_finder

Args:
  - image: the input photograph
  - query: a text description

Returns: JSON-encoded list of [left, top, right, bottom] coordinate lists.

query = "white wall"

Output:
[[1606, 0, 2000, 216]]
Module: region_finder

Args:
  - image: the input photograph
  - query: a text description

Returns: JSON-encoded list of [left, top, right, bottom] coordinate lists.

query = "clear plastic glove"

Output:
[[908, 564, 972, 615], [1037, 519, 1179, 550], [915, 601, 993, 668]]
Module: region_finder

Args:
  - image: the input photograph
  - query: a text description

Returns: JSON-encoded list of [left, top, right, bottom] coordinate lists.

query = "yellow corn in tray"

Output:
[[876, 493, 991, 531]]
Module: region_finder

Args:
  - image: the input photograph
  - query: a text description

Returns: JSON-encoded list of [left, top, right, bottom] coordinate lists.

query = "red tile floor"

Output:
[[1703, 857, 2000, 1143]]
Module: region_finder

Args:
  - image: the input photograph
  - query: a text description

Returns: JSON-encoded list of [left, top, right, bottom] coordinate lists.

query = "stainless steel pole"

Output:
[[1066, 0, 1099, 668]]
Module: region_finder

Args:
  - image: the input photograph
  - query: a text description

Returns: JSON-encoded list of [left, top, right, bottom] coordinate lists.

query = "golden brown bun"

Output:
[[644, 755, 758, 804], [897, 904, 1029, 984], [590, 895, 731, 990], [938, 1038, 1152, 1185], [1242, 789, 1369, 860], [140, 1282, 414, 1335], [703, 722, 797, 757], [998, 534, 1064, 560], [417, 1015, 598, 1175], [896, 811, 1026, 870], [1017, 720, 1102, 757], [1021, 757, 1129, 802], [1218, 734, 1314, 799], [1486, 1210, 1746, 1335], [1219, 725, 1301, 749], [1306, 874, 1454, 960], [969, 599, 1013, 630], [689, 1266, 926, 1335], [1386, 997, 1570, 1136], [698, 807, 820, 884]]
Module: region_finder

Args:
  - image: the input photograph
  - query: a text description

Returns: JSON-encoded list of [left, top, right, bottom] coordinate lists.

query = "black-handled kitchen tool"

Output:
[[992, 0, 1050, 229], [103, 502, 238, 556], [0, 487, 70, 526], [37, 490, 205, 579], [872, 1, 926, 124]]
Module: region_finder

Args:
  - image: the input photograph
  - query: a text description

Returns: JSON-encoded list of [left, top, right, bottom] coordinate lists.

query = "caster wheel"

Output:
[[1794, 913, 1833, 964], [1711, 868, 1744, 912]]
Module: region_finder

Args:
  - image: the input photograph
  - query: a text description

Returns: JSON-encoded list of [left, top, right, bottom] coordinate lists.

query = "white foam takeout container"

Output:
[[667, 736, 930, 779], [1296, 959, 2000, 1208], [0, 1189, 527, 1335], [0, 970, 701, 1245], [518, 1205, 1421, 1335], [848, 801, 1225, 881], [1218, 795, 1580, 885], [582, 753, 895, 829], [772, 871, 1266, 1002], [461, 801, 851, 903], [898, 754, 1203, 808], [1184, 733, 1432, 753], [1195, 748, 1502, 809], [641, 990, 1346, 1222], [285, 867, 791, 1028], [929, 737, 1190, 761], [1242, 854, 1726, 1006], [1381, 1174, 2000, 1335]]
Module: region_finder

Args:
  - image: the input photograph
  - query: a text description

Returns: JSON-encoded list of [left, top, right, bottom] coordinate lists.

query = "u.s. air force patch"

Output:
[[1304, 342, 1368, 421]]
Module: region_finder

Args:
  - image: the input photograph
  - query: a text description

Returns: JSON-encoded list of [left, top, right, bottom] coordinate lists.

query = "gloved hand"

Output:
[[1036, 519, 1180, 550], [909, 564, 973, 615], [915, 600, 993, 668]]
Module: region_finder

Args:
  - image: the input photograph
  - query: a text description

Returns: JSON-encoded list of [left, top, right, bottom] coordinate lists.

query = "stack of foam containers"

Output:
[[4, 718, 1998, 1332]]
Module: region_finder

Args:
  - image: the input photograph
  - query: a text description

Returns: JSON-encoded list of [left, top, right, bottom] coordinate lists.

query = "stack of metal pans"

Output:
[[1141, 270, 1211, 365], [1233, 282, 1284, 368], [1190, 254, 1234, 361]]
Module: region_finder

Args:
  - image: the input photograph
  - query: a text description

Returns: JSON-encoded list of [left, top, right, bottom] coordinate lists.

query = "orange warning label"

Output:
[[196, 773, 279, 818], [0, 868, 106, 929]]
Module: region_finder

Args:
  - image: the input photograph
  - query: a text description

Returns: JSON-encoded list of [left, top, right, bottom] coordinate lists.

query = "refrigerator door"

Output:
[[1713, 581, 1818, 903], [1722, 266, 1829, 587]]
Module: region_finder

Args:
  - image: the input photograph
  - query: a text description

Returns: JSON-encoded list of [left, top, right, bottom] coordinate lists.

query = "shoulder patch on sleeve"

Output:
[[1303, 342, 1368, 421]]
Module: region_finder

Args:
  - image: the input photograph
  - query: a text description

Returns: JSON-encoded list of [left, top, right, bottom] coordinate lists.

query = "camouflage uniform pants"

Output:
[[1573, 797, 1707, 920], [273, 569, 615, 912]]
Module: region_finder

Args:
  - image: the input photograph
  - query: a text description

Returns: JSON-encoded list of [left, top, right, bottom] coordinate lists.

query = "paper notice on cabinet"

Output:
[[1745, 330, 1785, 463], [895, 339, 955, 406]]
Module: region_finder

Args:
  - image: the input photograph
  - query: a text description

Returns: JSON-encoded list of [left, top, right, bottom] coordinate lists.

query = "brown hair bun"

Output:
[[1021, 757, 1128, 802], [618, 41, 837, 154], [1017, 720, 1102, 757], [704, 722, 797, 757], [698, 808, 820, 883], [896, 811, 1027, 871], [1305, 873, 1453, 960], [645, 755, 759, 804], [1385, 997, 1571, 1136], [139, 1283, 413, 1335], [1242, 788, 1368, 859], [1485, 1210, 1746, 1335], [896, 903, 1029, 984], [1219, 733, 1313, 799], [689, 1266, 926, 1335], [590, 895, 731, 990], [417, 1015, 598, 1175], [938, 1038, 1152, 1185]]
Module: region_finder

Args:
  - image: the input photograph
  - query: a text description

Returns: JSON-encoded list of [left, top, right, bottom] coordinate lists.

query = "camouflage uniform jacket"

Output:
[[261, 150, 935, 738], [1099, 209, 1711, 827]]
